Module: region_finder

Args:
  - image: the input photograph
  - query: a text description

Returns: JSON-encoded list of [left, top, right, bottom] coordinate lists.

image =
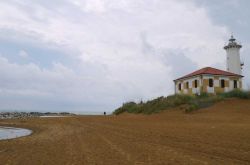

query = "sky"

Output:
[[0, 0, 250, 113]]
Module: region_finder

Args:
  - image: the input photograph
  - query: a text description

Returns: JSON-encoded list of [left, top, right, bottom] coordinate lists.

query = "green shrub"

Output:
[[197, 92, 210, 98], [113, 90, 250, 115], [113, 102, 137, 115], [219, 89, 250, 99], [113, 95, 195, 115], [166, 94, 193, 107], [185, 103, 199, 113]]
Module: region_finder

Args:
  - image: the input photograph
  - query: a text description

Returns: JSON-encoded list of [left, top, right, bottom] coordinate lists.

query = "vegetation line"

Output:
[[113, 90, 250, 115]]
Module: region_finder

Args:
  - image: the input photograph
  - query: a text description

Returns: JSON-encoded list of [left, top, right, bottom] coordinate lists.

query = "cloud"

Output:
[[0, 0, 232, 112], [18, 50, 29, 58]]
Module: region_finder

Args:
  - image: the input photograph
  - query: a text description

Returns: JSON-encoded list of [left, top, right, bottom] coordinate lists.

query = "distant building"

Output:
[[174, 36, 244, 95]]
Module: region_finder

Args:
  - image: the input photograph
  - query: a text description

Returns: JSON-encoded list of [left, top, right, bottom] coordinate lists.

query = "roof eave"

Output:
[[174, 73, 243, 81]]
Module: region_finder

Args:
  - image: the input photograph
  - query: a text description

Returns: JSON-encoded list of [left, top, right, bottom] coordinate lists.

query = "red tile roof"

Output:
[[174, 67, 243, 81]]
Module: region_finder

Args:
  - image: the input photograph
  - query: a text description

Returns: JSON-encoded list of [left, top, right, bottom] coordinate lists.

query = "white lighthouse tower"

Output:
[[224, 35, 243, 75]]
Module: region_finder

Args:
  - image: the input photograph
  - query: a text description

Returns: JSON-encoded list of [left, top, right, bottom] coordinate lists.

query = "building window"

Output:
[[221, 79, 225, 88], [186, 82, 189, 89], [234, 80, 237, 88], [178, 83, 181, 91], [209, 79, 213, 87], [194, 80, 198, 88]]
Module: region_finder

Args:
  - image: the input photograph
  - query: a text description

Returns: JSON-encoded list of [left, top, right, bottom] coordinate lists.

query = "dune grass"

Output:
[[113, 89, 250, 115]]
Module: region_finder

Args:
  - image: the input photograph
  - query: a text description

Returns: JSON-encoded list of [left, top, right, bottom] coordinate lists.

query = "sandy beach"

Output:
[[0, 99, 250, 165]]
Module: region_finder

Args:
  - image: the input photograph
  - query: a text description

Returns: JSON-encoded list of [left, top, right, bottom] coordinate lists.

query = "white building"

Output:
[[174, 36, 244, 95]]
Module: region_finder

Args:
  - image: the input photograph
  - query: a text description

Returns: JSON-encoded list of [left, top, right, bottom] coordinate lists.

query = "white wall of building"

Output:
[[226, 48, 242, 75], [175, 75, 242, 95], [203, 75, 214, 94], [175, 76, 201, 95]]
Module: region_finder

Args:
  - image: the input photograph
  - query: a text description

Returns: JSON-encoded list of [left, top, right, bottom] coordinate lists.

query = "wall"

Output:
[[175, 76, 201, 95], [175, 75, 242, 95], [226, 48, 242, 75]]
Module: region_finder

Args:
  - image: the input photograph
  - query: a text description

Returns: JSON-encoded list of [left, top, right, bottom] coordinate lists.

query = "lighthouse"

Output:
[[224, 35, 243, 75], [174, 35, 244, 95]]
